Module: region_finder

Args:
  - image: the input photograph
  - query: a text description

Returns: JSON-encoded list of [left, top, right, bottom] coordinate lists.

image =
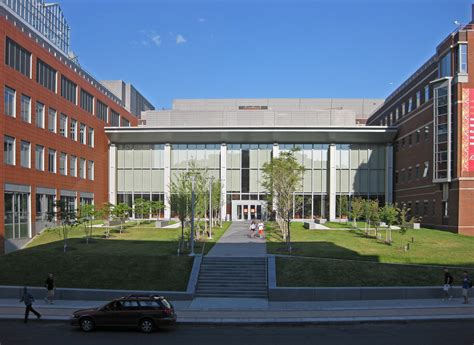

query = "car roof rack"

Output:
[[124, 294, 163, 299]]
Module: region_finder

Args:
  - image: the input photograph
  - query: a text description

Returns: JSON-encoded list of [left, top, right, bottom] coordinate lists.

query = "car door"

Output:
[[93, 301, 124, 327], [122, 300, 143, 326]]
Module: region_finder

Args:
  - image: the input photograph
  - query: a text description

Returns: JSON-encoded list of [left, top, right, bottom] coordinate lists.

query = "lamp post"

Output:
[[208, 176, 214, 239], [189, 175, 196, 256]]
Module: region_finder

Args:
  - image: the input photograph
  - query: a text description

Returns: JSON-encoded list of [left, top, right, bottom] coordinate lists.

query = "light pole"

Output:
[[189, 175, 196, 256], [208, 176, 214, 239]]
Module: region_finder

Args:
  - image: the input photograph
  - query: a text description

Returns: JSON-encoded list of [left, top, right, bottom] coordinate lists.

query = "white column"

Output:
[[328, 143, 336, 221], [220, 143, 227, 221], [385, 144, 394, 204], [272, 143, 280, 211], [108, 144, 117, 205], [164, 143, 171, 220]]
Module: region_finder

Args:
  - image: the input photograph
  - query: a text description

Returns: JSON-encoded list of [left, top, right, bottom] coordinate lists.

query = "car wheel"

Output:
[[79, 317, 95, 332], [139, 318, 155, 333]]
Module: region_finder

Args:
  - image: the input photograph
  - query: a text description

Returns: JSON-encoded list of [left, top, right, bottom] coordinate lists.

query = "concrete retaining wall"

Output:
[[267, 255, 463, 301]]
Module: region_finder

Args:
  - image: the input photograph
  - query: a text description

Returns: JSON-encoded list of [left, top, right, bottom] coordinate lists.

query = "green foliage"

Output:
[[112, 203, 132, 234], [381, 203, 398, 244], [47, 199, 79, 253], [78, 204, 96, 244], [350, 197, 364, 228], [398, 205, 414, 235]]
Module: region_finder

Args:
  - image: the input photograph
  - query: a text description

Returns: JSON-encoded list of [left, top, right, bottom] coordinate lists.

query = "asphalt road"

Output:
[[0, 320, 473, 345]]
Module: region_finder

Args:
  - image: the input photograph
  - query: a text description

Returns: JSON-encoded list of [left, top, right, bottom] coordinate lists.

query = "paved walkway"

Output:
[[1, 298, 473, 324], [206, 221, 267, 257]]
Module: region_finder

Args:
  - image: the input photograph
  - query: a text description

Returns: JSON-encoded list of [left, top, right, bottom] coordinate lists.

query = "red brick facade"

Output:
[[0, 15, 138, 253]]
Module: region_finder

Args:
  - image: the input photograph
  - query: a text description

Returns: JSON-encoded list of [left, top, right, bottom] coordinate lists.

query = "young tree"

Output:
[[363, 198, 372, 235], [169, 172, 192, 252], [48, 199, 78, 253], [112, 203, 131, 234], [150, 200, 164, 219], [262, 149, 304, 252], [350, 197, 364, 229], [133, 198, 151, 226], [381, 203, 398, 244], [78, 203, 96, 244], [369, 199, 381, 238], [98, 202, 113, 238], [398, 204, 414, 236]]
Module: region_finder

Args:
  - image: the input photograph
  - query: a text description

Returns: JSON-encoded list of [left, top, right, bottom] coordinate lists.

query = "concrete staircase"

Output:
[[195, 256, 268, 298]]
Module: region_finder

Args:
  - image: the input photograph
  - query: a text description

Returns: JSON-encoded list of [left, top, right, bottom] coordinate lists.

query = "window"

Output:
[[408, 134, 412, 146], [87, 160, 94, 180], [121, 118, 130, 127], [69, 155, 77, 177], [401, 169, 406, 183], [407, 167, 412, 181], [20, 95, 31, 123], [395, 108, 399, 121], [424, 85, 430, 102], [88, 128, 94, 147], [416, 130, 420, 143], [423, 201, 428, 217], [416, 91, 421, 108], [80, 89, 94, 113], [36, 59, 56, 92], [79, 158, 86, 179], [48, 149, 56, 173], [5, 38, 31, 77], [59, 114, 68, 137], [35, 102, 45, 128], [69, 119, 77, 141], [415, 165, 420, 179], [424, 126, 430, 141], [20, 141, 30, 168], [59, 152, 67, 175], [459, 44, 468, 74], [110, 109, 120, 126], [395, 171, 399, 183], [35, 145, 44, 170], [60, 76, 77, 104], [48, 108, 57, 133], [4, 86, 16, 117], [96, 100, 108, 122], [439, 52, 452, 78], [408, 98, 413, 112], [423, 161, 429, 178], [401, 138, 405, 148], [4, 136, 15, 165], [79, 123, 86, 144], [401, 102, 406, 116]]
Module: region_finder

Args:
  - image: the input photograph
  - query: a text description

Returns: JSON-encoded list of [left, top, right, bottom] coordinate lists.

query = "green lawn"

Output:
[[266, 222, 474, 267], [324, 221, 367, 229], [0, 221, 230, 291]]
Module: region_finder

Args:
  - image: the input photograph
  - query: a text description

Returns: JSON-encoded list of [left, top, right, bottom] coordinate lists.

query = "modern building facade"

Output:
[[367, 19, 474, 236], [105, 99, 396, 222], [0, 0, 143, 253]]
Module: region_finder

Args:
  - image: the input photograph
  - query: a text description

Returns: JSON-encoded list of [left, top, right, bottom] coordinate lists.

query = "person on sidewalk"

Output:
[[258, 220, 265, 239], [44, 273, 55, 304], [249, 221, 256, 238], [443, 268, 453, 300], [461, 271, 471, 304], [19, 287, 41, 323]]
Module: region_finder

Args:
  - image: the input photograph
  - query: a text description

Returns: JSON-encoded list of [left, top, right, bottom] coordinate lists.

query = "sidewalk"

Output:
[[1, 297, 473, 324]]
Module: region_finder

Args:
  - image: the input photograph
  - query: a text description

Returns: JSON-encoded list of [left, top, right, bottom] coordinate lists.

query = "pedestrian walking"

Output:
[[44, 273, 55, 304], [19, 287, 41, 323], [443, 268, 453, 300], [249, 221, 256, 238], [461, 271, 472, 304], [257, 221, 265, 239]]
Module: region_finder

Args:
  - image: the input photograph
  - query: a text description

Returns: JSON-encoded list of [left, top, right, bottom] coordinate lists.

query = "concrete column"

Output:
[[220, 143, 227, 221], [328, 143, 336, 221], [108, 144, 117, 205], [272, 143, 280, 211], [164, 143, 171, 220], [385, 144, 394, 204]]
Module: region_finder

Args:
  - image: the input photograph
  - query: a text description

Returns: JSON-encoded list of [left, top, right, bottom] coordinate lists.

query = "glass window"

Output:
[[20, 141, 30, 168], [48, 149, 56, 173], [35, 102, 45, 128], [79, 158, 86, 179], [401, 102, 406, 116], [4, 86, 16, 117], [423, 161, 429, 178], [395, 108, 399, 121], [79, 123, 86, 144], [459, 44, 468, 74], [59, 114, 67, 137], [5, 37, 31, 77], [20, 95, 31, 123], [439, 52, 452, 78], [4, 136, 15, 165], [59, 152, 67, 175], [424, 85, 430, 102], [35, 145, 44, 171], [60, 75, 77, 104], [69, 155, 77, 177], [48, 108, 57, 133], [121, 118, 130, 127], [80, 89, 94, 113], [408, 98, 413, 113], [110, 109, 120, 126], [88, 128, 94, 147], [96, 100, 108, 122], [69, 119, 77, 140], [416, 91, 421, 108], [36, 59, 57, 92], [87, 160, 94, 180]]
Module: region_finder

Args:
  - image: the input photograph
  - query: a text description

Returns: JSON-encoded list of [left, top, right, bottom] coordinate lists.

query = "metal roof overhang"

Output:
[[105, 127, 398, 144]]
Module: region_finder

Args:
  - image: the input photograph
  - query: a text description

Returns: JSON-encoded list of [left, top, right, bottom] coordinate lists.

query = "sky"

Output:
[[60, 0, 473, 109]]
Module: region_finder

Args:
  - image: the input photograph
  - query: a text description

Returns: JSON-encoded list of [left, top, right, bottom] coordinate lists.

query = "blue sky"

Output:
[[61, 0, 472, 109]]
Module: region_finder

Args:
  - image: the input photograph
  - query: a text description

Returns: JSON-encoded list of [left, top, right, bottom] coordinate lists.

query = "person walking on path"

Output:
[[257, 220, 265, 239], [19, 287, 41, 323], [249, 221, 256, 238], [443, 268, 454, 300], [461, 271, 472, 304], [44, 273, 55, 304]]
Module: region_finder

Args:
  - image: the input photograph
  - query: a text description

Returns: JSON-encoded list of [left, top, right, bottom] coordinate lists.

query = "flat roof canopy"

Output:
[[105, 126, 397, 144]]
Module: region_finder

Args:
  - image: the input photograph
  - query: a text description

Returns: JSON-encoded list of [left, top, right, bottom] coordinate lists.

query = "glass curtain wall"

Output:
[[4, 191, 30, 239]]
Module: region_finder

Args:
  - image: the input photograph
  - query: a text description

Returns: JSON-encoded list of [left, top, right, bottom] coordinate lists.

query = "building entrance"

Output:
[[232, 200, 267, 221]]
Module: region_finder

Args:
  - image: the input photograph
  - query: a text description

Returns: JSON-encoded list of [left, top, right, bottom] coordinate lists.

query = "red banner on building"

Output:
[[462, 88, 474, 172]]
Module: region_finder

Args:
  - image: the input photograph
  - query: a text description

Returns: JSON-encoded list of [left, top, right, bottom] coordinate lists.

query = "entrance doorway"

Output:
[[232, 201, 267, 221]]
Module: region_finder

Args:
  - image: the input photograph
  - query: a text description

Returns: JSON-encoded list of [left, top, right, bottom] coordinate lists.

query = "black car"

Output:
[[70, 295, 177, 333]]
